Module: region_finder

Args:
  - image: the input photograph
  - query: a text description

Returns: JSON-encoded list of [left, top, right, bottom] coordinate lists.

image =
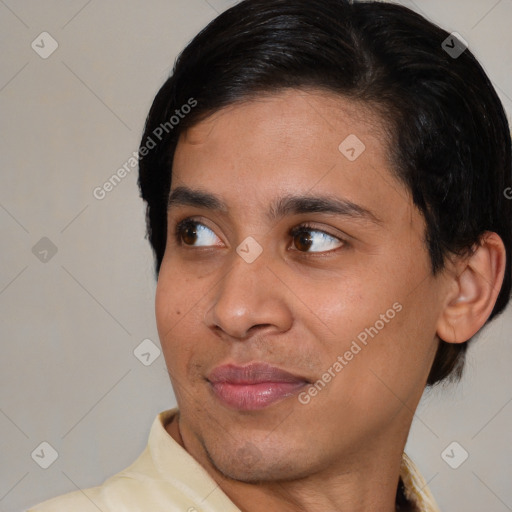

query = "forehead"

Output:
[[171, 88, 413, 227], [178, 88, 388, 156]]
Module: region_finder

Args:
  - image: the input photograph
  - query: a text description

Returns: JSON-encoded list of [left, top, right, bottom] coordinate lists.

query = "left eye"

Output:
[[289, 226, 344, 253]]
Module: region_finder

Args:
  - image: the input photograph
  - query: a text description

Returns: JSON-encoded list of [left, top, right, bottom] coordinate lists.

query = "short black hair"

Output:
[[138, 0, 512, 386]]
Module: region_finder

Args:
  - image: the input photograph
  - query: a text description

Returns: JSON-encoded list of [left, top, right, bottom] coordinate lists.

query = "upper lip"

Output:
[[208, 362, 310, 385]]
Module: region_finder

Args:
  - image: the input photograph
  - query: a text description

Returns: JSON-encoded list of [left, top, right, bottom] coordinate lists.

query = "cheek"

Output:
[[309, 271, 384, 347], [154, 264, 209, 379], [340, 287, 438, 411], [155, 256, 197, 337], [154, 267, 191, 364], [155, 280, 176, 339], [312, 260, 437, 400]]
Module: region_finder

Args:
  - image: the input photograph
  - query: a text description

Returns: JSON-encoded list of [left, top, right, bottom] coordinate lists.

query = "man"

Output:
[[29, 0, 511, 511]]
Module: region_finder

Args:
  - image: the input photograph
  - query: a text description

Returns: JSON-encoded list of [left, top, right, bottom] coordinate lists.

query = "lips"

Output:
[[207, 362, 309, 411]]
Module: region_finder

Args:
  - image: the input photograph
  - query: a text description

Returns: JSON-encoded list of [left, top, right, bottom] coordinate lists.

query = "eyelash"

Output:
[[172, 217, 348, 254]]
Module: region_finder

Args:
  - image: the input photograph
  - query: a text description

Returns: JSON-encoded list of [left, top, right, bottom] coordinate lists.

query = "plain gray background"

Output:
[[1, 1, 511, 511]]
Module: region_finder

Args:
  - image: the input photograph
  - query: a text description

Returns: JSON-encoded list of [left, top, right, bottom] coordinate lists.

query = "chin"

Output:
[[204, 441, 315, 483]]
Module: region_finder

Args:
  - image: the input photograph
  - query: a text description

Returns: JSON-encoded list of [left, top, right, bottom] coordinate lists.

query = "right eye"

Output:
[[174, 219, 223, 247]]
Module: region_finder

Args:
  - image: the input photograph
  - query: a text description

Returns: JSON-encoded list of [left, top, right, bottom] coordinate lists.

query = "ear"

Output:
[[436, 232, 507, 344]]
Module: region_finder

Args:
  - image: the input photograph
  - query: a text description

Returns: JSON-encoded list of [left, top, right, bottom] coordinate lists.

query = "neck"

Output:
[[166, 415, 410, 512], [218, 458, 402, 512]]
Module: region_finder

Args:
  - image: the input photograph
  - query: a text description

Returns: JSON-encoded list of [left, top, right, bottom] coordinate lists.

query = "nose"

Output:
[[203, 250, 293, 341]]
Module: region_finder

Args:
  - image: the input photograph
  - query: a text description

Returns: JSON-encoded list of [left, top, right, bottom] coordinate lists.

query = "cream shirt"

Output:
[[28, 409, 441, 512]]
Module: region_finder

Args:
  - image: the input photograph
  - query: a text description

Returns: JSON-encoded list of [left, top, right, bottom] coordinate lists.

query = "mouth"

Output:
[[207, 362, 310, 411]]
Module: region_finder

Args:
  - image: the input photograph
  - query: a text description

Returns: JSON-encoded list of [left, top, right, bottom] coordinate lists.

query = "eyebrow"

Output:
[[167, 186, 382, 225]]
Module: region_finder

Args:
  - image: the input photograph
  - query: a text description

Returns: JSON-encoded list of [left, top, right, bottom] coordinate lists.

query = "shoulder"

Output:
[[26, 486, 105, 512], [25, 441, 157, 511], [26, 448, 154, 512], [26, 409, 232, 512]]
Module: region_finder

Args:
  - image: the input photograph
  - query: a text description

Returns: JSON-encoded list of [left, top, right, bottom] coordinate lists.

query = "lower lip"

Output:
[[209, 381, 307, 411]]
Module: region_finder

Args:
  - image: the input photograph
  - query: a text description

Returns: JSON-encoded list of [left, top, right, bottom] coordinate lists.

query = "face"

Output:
[[155, 89, 446, 482]]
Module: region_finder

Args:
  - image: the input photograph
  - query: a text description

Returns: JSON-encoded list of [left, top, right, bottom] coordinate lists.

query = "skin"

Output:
[[155, 89, 506, 512]]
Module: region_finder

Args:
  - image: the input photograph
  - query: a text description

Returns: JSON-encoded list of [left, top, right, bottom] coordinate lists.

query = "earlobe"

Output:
[[436, 232, 506, 344]]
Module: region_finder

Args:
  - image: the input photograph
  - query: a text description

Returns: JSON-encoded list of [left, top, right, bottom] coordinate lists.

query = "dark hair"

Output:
[[138, 0, 512, 386]]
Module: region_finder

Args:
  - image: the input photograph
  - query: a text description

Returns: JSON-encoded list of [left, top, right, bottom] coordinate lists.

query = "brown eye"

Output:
[[174, 219, 221, 247], [290, 225, 344, 253], [179, 221, 198, 245], [293, 230, 314, 252]]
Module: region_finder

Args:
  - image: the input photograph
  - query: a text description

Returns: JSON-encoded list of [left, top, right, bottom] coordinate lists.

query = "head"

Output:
[[138, 0, 511, 483]]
